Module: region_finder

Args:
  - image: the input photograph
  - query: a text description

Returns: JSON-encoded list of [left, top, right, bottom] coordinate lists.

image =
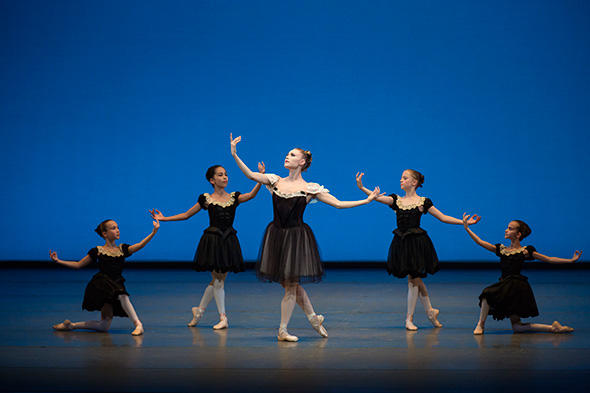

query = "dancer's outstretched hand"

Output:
[[367, 186, 384, 202], [152, 217, 160, 232], [462, 212, 479, 227], [49, 250, 58, 262], [230, 133, 241, 156], [149, 209, 164, 221], [355, 172, 365, 190], [571, 250, 583, 262], [258, 161, 266, 173]]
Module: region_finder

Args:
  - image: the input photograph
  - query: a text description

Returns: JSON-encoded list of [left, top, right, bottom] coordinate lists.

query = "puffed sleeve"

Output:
[[306, 182, 330, 204], [198, 193, 208, 210], [422, 198, 434, 214], [525, 245, 537, 261], [264, 174, 281, 192], [87, 247, 98, 263], [232, 191, 241, 207], [120, 243, 132, 257], [388, 194, 399, 211], [494, 243, 502, 257]]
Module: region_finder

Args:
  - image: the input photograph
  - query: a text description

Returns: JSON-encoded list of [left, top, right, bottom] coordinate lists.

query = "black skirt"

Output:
[[386, 228, 439, 278], [82, 272, 129, 317], [479, 274, 539, 320], [193, 227, 245, 273], [257, 222, 324, 283]]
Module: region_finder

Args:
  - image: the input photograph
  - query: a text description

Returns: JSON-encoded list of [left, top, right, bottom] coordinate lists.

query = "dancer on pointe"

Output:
[[150, 163, 265, 329], [50, 217, 159, 335], [357, 170, 480, 330], [462, 214, 581, 335], [231, 133, 381, 341]]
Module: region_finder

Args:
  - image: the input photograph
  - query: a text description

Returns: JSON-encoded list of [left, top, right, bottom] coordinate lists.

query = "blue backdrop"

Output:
[[2, 1, 588, 262]]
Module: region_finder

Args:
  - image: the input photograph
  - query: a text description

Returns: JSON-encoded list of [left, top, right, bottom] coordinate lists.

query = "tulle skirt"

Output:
[[387, 228, 439, 278], [479, 274, 539, 320], [257, 222, 324, 283], [194, 227, 245, 273], [82, 272, 129, 317]]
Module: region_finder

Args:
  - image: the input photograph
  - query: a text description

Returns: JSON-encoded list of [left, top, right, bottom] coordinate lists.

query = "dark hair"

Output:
[[205, 165, 224, 186], [407, 169, 424, 188], [295, 148, 312, 171], [94, 219, 114, 238], [513, 220, 532, 240]]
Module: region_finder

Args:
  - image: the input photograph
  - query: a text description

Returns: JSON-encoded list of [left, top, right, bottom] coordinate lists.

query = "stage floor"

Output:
[[1, 268, 588, 392]]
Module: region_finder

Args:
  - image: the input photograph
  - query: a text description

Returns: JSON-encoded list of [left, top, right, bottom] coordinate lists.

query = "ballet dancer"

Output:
[[356, 170, 480, 330], [463, 214, 581, 334], [231, 133, 381, 341], [50, 217, 159, 335], [150, 163, 264, 329]]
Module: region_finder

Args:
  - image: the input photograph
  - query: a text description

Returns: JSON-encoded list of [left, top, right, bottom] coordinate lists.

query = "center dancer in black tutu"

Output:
[[231, 134, 381, 341], [357, 170, 480, 330], [150, 163, 264, 329], [462, 214, 581, 334]]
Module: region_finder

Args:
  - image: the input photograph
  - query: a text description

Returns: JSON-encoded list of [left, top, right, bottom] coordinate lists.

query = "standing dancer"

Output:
[[231, 133, 381, 341], [462, 214, 581, 334], [356, 170, 480, 330], [50, 217, 159, 335], [150, 163, 264, 329]]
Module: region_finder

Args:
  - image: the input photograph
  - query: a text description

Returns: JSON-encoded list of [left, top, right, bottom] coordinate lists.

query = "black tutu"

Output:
[[479, 274, 539, 321], [194, 227, 245, 273], [257, 222, 324, 283], [82, 272, 129, 317], [386, 228, 439, 278]]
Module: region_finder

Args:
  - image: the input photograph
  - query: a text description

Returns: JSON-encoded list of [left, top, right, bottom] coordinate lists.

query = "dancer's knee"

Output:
[[100, 318, 113, 331]]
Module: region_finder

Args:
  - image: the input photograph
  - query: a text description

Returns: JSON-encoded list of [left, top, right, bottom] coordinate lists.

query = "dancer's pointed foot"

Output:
[[405, 319, 418, 331], [473, 323, 484, 335], [131, 323, 144, 336], [551, 321, 574, 333], [427, 308, 443, 328], [52, 319, 73, 331], [309, 314, 328, 338], [277, 328, 299, 342], [213, 315, 228, 330], [188, 307, 204, 327]]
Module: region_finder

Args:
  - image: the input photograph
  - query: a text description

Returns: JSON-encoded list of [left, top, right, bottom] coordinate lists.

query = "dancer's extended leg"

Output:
[[510, 315, 574, 333], [406, 279, 419, 330], [212, 272, 228, 329], [473, 298, 490, 335], [188, 283, 214, 327], [278, 283, 298, 342], [416, 278, 442, 328], [118, 294, 143, 336], [296, 285, 328, 338]]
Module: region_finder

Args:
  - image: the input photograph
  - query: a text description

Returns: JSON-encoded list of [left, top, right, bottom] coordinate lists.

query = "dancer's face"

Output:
[[284, 149, 306, 171], [504, 221, 521, 240], [209, 167, 228, 188], [102, 221, 120, 241], [400, 170, 418, 191]]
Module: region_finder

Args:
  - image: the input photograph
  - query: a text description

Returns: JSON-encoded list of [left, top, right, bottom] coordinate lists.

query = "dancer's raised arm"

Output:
[[230, 133, 270, 184], [462, 213, 495, 252], [128, 218, 160, 254], [356, 172, 393, 205], [238, 161, 266, 203], [315, 186, 383, 209], [50, 251, 92, 269]]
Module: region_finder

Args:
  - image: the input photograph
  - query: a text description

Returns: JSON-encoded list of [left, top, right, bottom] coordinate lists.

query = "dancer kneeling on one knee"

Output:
[[231, 133, 381, 341], [462, 214, 581, 335], [150, 162, 265, 330], [50, 217, 159, 336], [357, 170, 480, 331]]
